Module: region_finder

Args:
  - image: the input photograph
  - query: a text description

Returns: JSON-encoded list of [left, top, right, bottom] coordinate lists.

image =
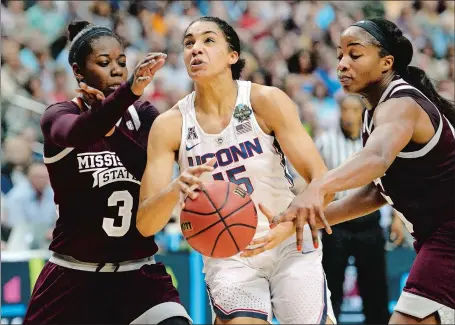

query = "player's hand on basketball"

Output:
[[130, 52, 167, 96], [271, 181, 332, 250], [75, 82, 105, 105], [175, 157, 217, 209], [240, 203, 295, 257]]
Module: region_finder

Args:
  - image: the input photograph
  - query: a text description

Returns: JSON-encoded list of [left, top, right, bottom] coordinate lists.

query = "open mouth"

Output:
[[191, 59, 204, 66], [109, 84, 121, 89]]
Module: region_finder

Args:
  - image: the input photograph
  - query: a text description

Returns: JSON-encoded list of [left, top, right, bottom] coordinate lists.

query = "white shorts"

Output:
[[395, 291, 454, 324], [204, 235, 336, 324]]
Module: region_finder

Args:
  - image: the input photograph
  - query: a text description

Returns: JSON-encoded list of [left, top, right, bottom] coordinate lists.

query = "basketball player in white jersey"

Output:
[[137, 17, 335, 324]]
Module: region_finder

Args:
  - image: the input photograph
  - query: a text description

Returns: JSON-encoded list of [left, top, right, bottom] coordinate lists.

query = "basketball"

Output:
[[180, 181, 258, 258]]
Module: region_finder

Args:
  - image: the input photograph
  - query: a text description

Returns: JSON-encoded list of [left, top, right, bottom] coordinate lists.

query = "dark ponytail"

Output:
[[402, 66, 455, 126], [354, 18, 455, 126]]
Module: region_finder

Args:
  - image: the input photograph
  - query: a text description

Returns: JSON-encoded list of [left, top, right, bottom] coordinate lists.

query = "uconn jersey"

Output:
[[178, 81, 295, 237], [363, 78, 455, 243]]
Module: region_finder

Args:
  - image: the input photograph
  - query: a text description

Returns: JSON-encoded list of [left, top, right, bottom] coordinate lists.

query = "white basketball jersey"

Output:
[[178, 80, 295, 237]]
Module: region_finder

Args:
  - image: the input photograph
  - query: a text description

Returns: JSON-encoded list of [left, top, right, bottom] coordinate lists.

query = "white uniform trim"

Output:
[[365, 81, 449, 159], [389, 84, 443, 158], [395, 291, 454, 323], [49, 253, 155, 272], [43, 147, 75, 164], [116, 105, 141, 130], [130, 301, 192, 324], [364, 78, 407, 136], [128, 105, 141, 130], [378, 78, 406, 105]]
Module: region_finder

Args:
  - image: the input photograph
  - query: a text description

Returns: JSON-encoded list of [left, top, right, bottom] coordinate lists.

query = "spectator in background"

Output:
[[48, 67, 75, 104], [89, 0, 114, 29], [26, 0, 66, 45], [1, 38, 32, 99], [0, 0, 34, 41], [310, 81, 340, 136], [439, 46, 455, 101], [1, 136, 33, 194], [287, 48, 319, 94], [4, 161, 55, 246], [315, 95, 405, 324]]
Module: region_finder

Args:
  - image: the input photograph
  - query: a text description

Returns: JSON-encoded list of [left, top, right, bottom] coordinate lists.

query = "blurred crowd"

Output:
[[1, 0, 454, 251]]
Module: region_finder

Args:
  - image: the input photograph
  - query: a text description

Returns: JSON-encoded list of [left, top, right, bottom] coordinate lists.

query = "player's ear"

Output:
[[228, 51, 239, 66], [381, 55, 394, 74], [72, 63, 85, 84]]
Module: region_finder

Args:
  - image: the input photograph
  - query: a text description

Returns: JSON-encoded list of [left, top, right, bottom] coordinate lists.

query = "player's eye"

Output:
[[205, 37, 214, 43], [118, 61, 126, 67], [184, 40, 194, 48], [337, 53, 343, 61], [98, 61, 109, 67], [350, 53, 361, 60]]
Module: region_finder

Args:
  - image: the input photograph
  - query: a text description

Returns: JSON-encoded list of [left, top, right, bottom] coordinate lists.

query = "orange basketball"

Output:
[[180, 181, 257, 258]]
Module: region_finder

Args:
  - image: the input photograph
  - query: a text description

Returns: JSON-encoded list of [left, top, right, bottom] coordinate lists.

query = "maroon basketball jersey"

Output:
[[362, 78, 455, 243], [42, 99, 159, 263]]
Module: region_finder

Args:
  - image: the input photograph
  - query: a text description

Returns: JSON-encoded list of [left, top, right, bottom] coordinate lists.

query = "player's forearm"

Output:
[[317, 183, 386, 228], [106, 129, 147, 180], [318, 150, 388, 196], [50, 82, 139, 147], [136, 184, 180, 237]]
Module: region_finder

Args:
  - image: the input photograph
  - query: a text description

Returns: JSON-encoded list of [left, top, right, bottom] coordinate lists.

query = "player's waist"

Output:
[[49, 252, 155, 272]]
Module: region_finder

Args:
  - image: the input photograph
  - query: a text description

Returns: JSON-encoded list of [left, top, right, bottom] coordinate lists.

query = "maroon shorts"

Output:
[[404, 222, 455, 310], [23, 261, 184, 324]]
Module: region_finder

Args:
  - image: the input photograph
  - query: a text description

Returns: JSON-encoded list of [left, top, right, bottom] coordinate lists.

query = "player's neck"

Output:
[[194, 78, 238, 115], [359, 73, 395, 110]]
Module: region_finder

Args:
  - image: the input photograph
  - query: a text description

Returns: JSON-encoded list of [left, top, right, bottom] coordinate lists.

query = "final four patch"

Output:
[[233, 104, 252, 122]]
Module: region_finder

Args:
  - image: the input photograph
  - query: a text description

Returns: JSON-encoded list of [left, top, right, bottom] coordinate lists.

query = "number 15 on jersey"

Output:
[[212, 165, 254, 194]]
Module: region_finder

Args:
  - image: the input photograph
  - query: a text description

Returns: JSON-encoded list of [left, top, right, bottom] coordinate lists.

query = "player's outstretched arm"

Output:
[[241, 182, 386, 257], [41, 53, 166, 148], [273, 97, 420, 249], [308, 97, 420, 197], [136, 107, 215, 237], [320, 182, 387, 227]]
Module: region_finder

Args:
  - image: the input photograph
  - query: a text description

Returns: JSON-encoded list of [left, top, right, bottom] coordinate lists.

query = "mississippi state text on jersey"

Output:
[[41, 88, 159, 263]]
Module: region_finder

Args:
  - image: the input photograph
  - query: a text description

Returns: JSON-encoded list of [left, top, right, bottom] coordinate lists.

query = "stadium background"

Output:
[[1, 1, 453, 324]]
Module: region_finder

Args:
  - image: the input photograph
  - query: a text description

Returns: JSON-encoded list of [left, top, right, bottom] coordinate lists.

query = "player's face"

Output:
[[336, 27, 391, 94], [183, 21, 239, 82], [78, 36, 127, 96], [28, 164, 50, 193], [340, 96, 363, 132]]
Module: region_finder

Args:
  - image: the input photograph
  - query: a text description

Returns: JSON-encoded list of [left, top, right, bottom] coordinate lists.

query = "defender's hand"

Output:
[[240, 203, 295, 257]]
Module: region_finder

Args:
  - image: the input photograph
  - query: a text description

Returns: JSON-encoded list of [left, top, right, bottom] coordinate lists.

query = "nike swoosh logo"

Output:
[[186, 142, 201, 151]]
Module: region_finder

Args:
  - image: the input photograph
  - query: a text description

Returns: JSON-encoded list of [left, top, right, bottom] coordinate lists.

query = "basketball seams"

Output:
[[210, 223, 257, 256], [202, 183, 241, 254], [185, 200, 254, 240], [182, 183, 232, 215]]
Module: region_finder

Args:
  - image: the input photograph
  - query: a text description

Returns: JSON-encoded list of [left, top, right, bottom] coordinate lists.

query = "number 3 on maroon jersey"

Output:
[[102, 190, 133, 237]]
